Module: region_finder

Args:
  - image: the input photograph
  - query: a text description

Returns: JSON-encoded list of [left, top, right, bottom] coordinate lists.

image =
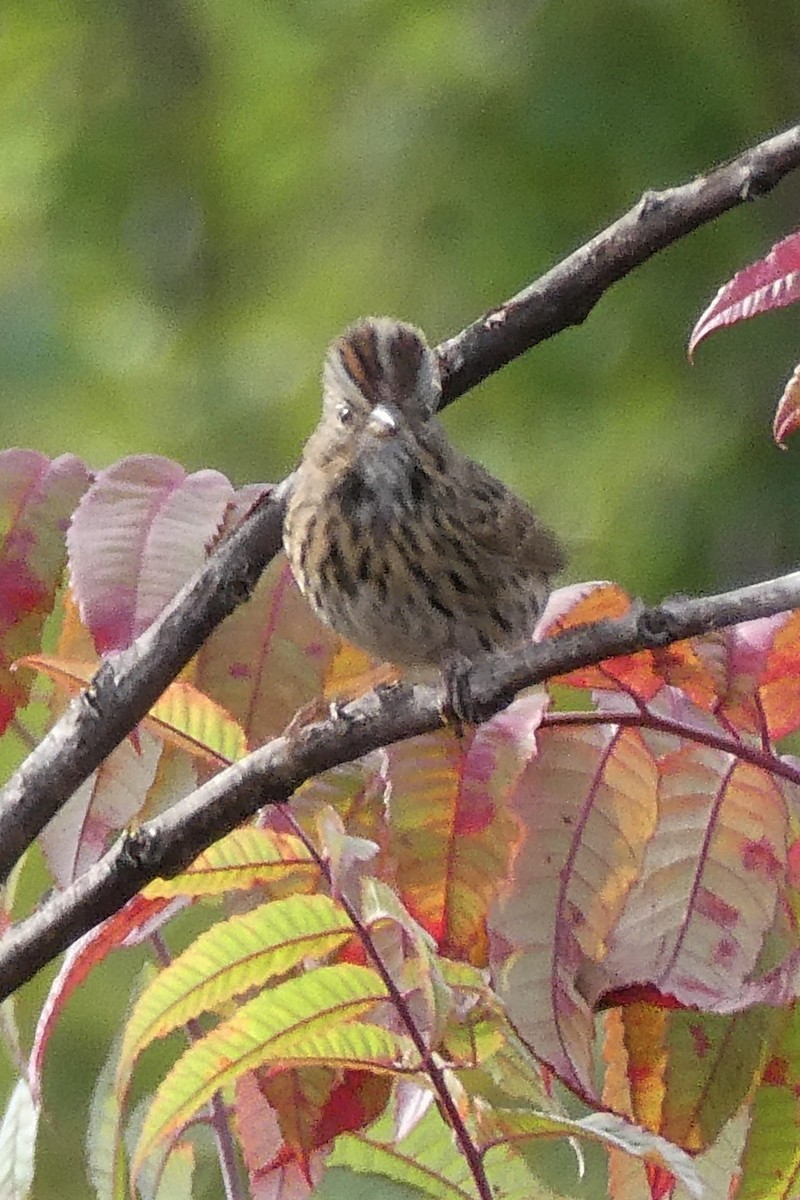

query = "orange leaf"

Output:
[[543, 583, 663, 700], [17, 653, 246, 765]]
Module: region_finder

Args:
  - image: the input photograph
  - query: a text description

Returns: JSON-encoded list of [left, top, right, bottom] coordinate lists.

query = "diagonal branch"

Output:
[[436, 122, 800, 403], [3, 567, 800, 1000], [0, 122, 799, 886]]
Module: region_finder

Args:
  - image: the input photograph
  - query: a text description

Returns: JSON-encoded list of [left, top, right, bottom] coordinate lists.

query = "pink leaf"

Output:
[[490, 724, 660, 1098], [689, 231, 800, 358], [600, 744, 788, 1011], [235, 1072, 326, 1198], [39, 729, 163, 885], [67, 456, 234, 653]]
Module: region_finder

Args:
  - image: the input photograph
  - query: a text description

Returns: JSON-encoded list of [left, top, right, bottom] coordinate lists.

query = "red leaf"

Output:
[[598, 985, 686, 1011], [236, 1065, 390, 1193], [647, 1162, 676, 1200], [757, 610, 800, 738], [28, 892, 182, 1099], [689, 230, 800, 358], [542, 583, 722, 708]]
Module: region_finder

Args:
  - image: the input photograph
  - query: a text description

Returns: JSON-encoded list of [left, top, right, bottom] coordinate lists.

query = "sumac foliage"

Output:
[[3, 445, 800, 1199]]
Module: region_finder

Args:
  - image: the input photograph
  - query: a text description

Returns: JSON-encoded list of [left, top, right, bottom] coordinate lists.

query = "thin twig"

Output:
[[436, 123, 800, 403], [543, 710, 800, 786], [285, 813, 496, 1200]]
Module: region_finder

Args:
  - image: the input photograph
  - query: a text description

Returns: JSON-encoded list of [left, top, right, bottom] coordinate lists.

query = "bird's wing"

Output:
[[455, 454, 566, 579]]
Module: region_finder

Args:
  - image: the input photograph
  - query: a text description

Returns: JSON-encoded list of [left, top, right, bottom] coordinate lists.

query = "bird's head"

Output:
[[314, 317, 441, 458]]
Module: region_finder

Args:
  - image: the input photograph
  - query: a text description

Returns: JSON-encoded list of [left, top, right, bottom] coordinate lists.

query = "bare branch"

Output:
[[1, 122, 799, 885], [0, 477, 290, 884], [437, 123, 800, 404], [3, 567, 800, 1000]]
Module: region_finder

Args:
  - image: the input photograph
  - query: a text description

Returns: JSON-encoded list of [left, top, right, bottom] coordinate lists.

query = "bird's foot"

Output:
[[440, 654, 477, 736]]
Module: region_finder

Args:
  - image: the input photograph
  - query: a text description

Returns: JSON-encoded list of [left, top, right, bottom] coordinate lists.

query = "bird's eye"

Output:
[[336, 402, 353, 425]]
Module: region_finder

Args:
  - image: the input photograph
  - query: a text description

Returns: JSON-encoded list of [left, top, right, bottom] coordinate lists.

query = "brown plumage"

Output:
[[283, 317, 565, 670]]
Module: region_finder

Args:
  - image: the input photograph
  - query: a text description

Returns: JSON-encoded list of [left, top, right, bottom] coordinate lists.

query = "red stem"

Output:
[[543, 709, 800, 785], [279, 810, 496, 1200]]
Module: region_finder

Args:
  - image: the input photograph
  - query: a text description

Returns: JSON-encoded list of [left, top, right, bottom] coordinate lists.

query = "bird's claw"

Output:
[[440, 655, 476, 736]]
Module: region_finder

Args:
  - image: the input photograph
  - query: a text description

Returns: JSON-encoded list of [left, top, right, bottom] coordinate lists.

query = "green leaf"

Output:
[[132, 963, 404, 1179], [331, 1106, 483, 1200], [485, 1109, 702, 1199], [119, 893, 356, 1085], [331, 1104, 541, 1200], [143, 827, 318, 898], [317, 1166, 431, 1200], [153, 1141, 194, 1200], [737, 1003, 800, 1199]]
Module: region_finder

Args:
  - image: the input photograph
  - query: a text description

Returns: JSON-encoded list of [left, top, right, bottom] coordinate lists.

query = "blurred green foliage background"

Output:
[[3, 1, 800, 1195]]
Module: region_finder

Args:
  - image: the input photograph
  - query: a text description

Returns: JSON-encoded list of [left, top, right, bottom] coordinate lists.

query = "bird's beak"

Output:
[[366, 403, 399, 438]]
